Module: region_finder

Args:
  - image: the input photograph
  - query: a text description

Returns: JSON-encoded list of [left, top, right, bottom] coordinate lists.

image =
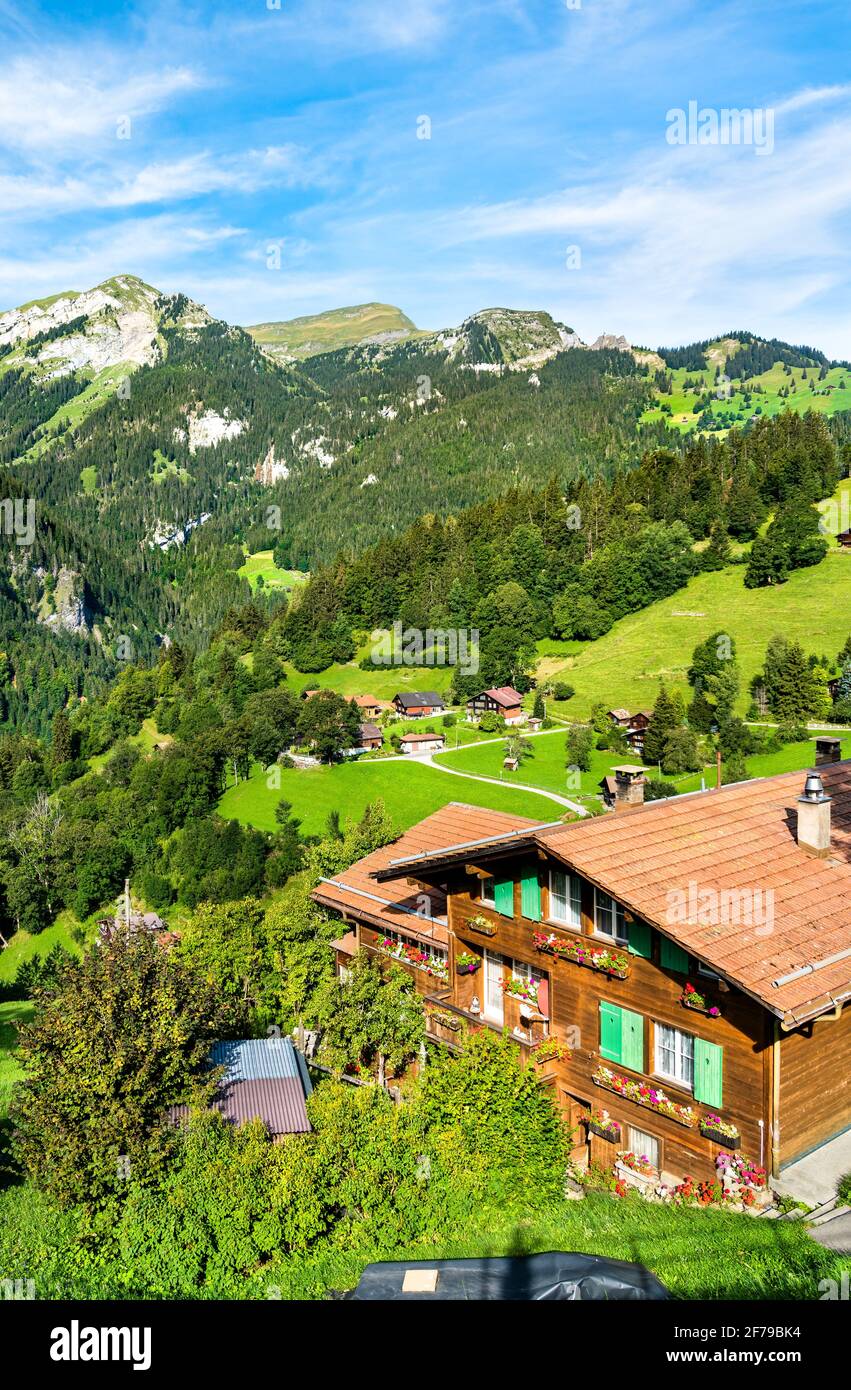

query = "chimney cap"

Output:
[[799, 771, 831, 804]]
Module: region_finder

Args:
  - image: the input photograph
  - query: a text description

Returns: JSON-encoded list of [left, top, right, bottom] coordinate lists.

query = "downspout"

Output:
[[771, 1019, 782, 1177]]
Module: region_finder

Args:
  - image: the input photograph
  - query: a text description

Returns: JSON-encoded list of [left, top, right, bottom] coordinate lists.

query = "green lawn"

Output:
[[281, 655, 457, 701], [0, 914, 87, 985], [219, 758, 563, 835], [0, 1000, 34, 1116], [266, 1191, 850, 1301], [535, 553, 851, 718], [238, 550, 308, 593], [437, 728, 851, 802]]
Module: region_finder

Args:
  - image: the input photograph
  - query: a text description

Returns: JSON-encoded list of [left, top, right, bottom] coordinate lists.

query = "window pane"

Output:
[[595, 890, 614, 937], [627, 1126, 659, 1170], [655, 1024, 694, 1087], [481, 877, 495, 905]]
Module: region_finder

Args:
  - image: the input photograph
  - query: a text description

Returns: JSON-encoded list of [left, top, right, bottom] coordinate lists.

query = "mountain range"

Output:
[[1, 271, 849, 734]]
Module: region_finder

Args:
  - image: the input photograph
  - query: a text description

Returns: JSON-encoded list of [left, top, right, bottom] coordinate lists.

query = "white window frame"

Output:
[[593, 888, 627, 942], [480, 876, 496, 907], [654, 1022, 695, 1090], [627, 1126, 660, 1171], [549, 869, 582, 929], [697, 961, 722, 981]]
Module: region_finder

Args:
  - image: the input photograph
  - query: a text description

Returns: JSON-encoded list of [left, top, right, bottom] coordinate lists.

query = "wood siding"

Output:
[[779, 1004, 851, 1165], [444, 856, 772, 1181]]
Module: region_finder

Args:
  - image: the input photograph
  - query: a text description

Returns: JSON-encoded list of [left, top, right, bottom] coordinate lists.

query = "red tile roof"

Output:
[[374, 765, 851, 1028], [312, 803, 541, 944], [480, 686, 523, 707]]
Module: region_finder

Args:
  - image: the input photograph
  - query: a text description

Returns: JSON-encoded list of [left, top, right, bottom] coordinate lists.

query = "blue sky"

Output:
[[2, 0, 851, 352]]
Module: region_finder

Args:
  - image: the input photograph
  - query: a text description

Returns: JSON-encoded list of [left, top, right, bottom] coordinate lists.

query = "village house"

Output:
[[607, 708, 653, 755], [353, 694, 394, 720], [466, 686, 525, 724], [400, 731, 446, 755], [357, 722, 383, 751], [314, 765, 851, 1189], [392, 691, 446, 718]]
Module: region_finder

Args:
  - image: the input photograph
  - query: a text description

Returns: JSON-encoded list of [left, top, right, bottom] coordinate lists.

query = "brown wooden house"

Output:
[[314, 766, 851, 1189], [393, 691, 445, 718], [467, 686, 525, 724]]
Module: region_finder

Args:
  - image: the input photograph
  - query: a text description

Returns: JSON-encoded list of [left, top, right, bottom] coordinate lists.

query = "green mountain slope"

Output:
[[247, 302, 422, 360]]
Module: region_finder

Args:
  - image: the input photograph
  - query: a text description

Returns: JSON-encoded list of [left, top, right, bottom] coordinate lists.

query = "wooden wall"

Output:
[[779, 1004, 851, 1165], [444, 855, 772, 1182]]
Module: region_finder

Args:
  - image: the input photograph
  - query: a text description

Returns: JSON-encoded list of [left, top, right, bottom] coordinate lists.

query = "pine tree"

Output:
[[50, 709, 73, 767], [643, 684, 679, 765]]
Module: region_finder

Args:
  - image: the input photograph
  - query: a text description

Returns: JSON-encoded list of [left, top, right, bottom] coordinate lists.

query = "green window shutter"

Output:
[[621, 1008, 645, 1072], [520, 874, 541, 921], [694, 1038, 723, 1107], [599, 1002, 623, 1063], [660, 937, 690, 973], [493, 879, 514, 917], [627, 920, 652, 959]]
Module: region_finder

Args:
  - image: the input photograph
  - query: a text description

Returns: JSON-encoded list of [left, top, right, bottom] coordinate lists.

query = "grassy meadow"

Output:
[[218, 757, 562, 836], [536, 551, 851, 719]]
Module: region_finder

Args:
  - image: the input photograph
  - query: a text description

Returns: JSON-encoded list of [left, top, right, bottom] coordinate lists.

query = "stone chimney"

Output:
[[797, 771, 831, 857], [613, 765, 646, 809]]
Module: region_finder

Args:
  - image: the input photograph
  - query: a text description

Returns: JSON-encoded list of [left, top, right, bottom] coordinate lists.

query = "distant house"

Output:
[[358, 722, 383, 750], [170, 1038, 313, 1141], [624, 711, 653, 755], [393, 691, 445, 718], [400, 731, 446, 755], [837, 529, 851, 549], [353, 694, 393, 719], [607, 708, 633, 728], [466, 686, 524, 725]]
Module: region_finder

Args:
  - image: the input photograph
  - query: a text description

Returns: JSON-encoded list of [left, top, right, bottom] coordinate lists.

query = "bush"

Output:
[[644, 779, 678, 801], [442, 712, 457, 728], [553, 682, 575, 701], [837, 1171, 851, 1206]]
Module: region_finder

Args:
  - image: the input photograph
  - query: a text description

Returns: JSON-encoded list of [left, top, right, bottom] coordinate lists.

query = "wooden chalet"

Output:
[[467, 686, 525, 724], [314, 766, 851, 1187], [393, 691, 445, 718], [354, 695, 393, 720], [837, 529, 851, 549], [358, 722, 383, 751]]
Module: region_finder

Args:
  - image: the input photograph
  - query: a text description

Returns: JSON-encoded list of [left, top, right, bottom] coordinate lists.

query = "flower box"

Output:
[[467, 914, 497, 937], [533, 930, 630, 980], [455, 953, 481, 975], [590, 1121, 620, 1142], [378, 938, 449, 982], [680, 982, 721, 1018], [429, 1011, 462, 1033], [592, 1066, 697, 1128], [501, 976, 540, 1007], [532, 1040, 569, 1066], [701, 1115, 741, 1148]]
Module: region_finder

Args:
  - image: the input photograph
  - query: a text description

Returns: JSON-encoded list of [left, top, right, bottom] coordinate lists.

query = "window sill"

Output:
[[592, 931, 629, 948], [650, 1070, 694, 1098], [545, 918, 582, 933]]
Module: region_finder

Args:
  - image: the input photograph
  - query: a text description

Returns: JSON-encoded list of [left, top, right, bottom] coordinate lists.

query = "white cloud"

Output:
[[0, 57, 202, 151]]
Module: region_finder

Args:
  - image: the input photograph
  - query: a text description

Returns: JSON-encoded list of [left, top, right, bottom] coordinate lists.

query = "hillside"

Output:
[[247, 302, 423, 360], [641, 332, 851, 436], [536, 548, 851, 719]]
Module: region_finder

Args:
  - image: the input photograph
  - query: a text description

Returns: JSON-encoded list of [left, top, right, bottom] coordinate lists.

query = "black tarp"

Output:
[[337, 1251, 670, 1300]]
